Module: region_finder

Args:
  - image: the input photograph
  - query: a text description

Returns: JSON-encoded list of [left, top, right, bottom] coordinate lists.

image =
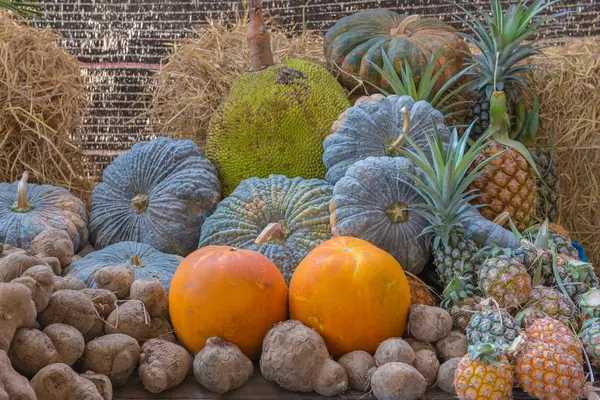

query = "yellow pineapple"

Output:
[[523, 316, 582, 363], [407, 275, 435, 306]]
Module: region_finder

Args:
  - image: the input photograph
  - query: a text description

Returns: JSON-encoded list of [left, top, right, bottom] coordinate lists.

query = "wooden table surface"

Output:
[[115, 372, 536, 400]]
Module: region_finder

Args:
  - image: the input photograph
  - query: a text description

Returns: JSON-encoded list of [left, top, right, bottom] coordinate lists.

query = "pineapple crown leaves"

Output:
[[581, 317, 600, 333], [551, 251, 579, 309], [366, 48, 474, 119], [0, 0, 42, 18], [468, 343, 507, 366], [441, 273, 477, 308]]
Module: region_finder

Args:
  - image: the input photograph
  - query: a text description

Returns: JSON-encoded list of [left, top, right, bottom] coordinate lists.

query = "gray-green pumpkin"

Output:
[[330, 156, 430, 274], [199, 174, 333, 284], [0, 172, 88, 251], [62, 241, 183, 292], [89, 137, 221, 257], [323, 94, 451, 184]]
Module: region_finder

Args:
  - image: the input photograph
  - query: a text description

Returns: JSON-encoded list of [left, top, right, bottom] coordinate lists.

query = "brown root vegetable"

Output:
[[30, 363, 104, 400], [94, 267, 134, 299], [0, 244, 25, 258], [408, 305, 452, 343], [194, 337, 253, 394], [130, 280, 168, 318], [8, 328, 58, 377], [43, 323, 85, 366], [81, 334, 141, 387], [371, 362, 427, 400], [338, 350, 375, 391], [311, 358, 348, 396], [260, 320, 347, 396], [405, 338, 437, 356], [139, 339, 191, 393], [0, 253, 45, 282], [435, 331, 467, 361], [42, 257, 62, 275], [413, 350, 439, 386], [53, 276, 87, 291], [39, 289, 96, 334], [32, 229, 75, 268], [12, 265, 55, 312], [81, 289, 118, 342], [436, 357, 461, 394], [105, 301, 151, 341], [144, 317, 176, 343], [0, 350, 35, 399], [0, 282, 37, 351], [80, 371, 113, 400], [374, 338, 415, 367]]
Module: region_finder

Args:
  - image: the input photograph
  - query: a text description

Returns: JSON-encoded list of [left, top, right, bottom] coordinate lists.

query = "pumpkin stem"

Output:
[[247, 0, 274, 70], [492, 211, 511, 227], [386, 203, 409, 223], [131, 194, 150, 214], [255, 222, 286, 246], [390, 15, 421, 36], [387, 107, 411, 152], [130, 254, 143, 267], [11, 172, 34, 213]]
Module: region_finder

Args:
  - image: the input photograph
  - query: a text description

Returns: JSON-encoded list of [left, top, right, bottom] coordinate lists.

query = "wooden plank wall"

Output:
[[32, 0, 600, 177]]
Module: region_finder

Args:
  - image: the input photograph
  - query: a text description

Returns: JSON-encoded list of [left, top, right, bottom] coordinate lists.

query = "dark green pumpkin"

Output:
[[324, 9, 469, 91]]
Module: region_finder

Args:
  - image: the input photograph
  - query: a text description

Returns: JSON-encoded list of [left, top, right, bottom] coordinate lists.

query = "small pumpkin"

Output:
[[330, 156, 430, 274], [324, 9, 469, 92], [289, 236, 411, 357], [323, 94, 451, 184], [89, 137, 221, 256], [0, 172, 88, 251], [169, 245, 288, 360], [62, 241, 183, 291], [199, 174, 333, 284]]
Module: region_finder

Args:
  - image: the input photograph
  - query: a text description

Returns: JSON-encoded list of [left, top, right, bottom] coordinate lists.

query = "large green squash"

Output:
[[62, 241, 183, 292], [323, 94, 451, 184], [89, 137, 221, 256], [0, 172, 88, 251], [199, 174, 333, 284], [330, 156, 430, 274], [324, 9, 469, 91]]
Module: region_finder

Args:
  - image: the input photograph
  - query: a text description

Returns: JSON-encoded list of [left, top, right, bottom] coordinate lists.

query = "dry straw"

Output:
[[0, 12, 92, 203], [148, 11, 326, 149]]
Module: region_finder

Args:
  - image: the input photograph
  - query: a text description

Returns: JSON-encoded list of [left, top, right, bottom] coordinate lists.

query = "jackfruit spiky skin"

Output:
[[207, 59, 350, 195]]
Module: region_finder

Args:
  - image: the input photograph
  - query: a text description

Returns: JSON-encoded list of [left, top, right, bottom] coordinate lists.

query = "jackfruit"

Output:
[[206, 58, 350, 195]]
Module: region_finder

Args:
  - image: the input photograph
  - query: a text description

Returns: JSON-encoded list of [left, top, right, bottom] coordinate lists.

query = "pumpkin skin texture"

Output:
[[289, 236, 411, 357], [89, 137, 220, 257], [198, 174, 333, 284], [0, 176, 88, 251], [62, 241, 183, 291], [330, 156, 430, 274], [169, 246, 288, 360], [324, 9, 469, 92], [323, 94, 451, 184]]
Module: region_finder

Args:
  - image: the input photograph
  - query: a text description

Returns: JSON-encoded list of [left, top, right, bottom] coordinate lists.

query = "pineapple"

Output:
[[523, 316, 583, 363], [477, 252, 532, 310], [513, 219, 553, 283], [531, 147, 559, 221], [526, 222, 579, 260], [515, 307, 546, 328], [454, 343, 513, 400], [579, 318, 600, 370], [579, 288, 600, 320], [442, 275, 483, 332], [550, 255, 598, 302], [525, 286, 579, 329], [407, 275, 436, 306], [466, 309, 520, 349]]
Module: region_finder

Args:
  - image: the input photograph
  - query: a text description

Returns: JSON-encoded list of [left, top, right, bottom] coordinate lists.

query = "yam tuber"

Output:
[[337, 350, 375, 391], [412, 350, 439, 386], [260, 320, 348, 396], [311, 358, 348, 396], [0, 244, 24, 258], [54, 276, 87, 291], [42, 257, 62, 275], [81, 288, 117, 341], [0, 253, 46, 282], [43, 323, 85, 366], [130, 279, 168, 318], [32, 229, 75, 268], [194, 337, 253, 394], [105, 300, 151, 341], [0, 282, 37, 351], [144, 317, 176, 343], [31, 363, 104, 400], [408, 305, 452, 343], [436, 357, 461, 394], [81, 371, 113, 400], [139, 339, 191, 393], [39, 289, 96, 334], [94, 267, 134, 299], [435, 331, 467, 361], [371, 362, 427, 400], [8, 328, 58, 376], [12, 265, 55, 312], [81, 334, 141, 387], [0, 350, 35, 399], [374, 338, 415, 367], [405, 338, 437, 356]]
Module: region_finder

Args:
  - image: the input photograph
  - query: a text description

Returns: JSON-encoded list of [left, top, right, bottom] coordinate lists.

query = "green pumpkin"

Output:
[[330, 156, 430, 274], [199, 174, 333, 284], [324, 9, 469, 91]]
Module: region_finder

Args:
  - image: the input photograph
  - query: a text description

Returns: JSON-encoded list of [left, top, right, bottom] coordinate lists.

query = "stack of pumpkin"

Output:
[[1, 0, 599, 399]]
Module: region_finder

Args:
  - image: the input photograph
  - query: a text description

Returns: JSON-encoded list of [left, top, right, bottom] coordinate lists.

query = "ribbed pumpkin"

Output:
[[169, 246, 288, 360], [324, 9, 469, 91], [89, 137, 221, 256], [289, 236, 411, 357], [62, 241, 183, 291], [199, 175, 333, 284], [330, 156, 430, 274], [323, 94, 451, 184], [0, 172, 88, 251]]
